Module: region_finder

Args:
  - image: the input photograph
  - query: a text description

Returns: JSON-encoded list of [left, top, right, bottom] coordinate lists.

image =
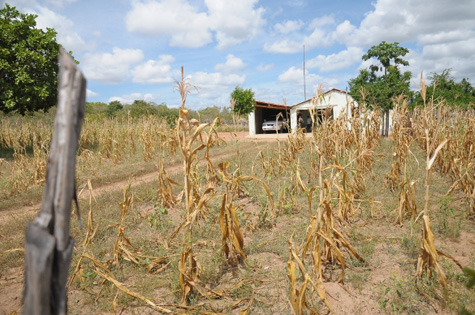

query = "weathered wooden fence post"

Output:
[[23, 49, 86, 315]]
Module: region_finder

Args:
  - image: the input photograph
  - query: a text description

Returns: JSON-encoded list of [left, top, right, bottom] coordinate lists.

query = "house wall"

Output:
[[290, 90, 354, 132], [248, 111, 256, 135]]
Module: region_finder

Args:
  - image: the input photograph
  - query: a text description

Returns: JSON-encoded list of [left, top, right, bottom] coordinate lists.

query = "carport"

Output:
[[248, 101, 291, 135]]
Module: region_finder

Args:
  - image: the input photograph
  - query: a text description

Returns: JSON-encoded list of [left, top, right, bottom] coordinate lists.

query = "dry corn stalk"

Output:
[[416, 215, 463, 286], [287, 236, 321, 315], [174, 67, 223, 305], [394, 163, 417, 225], [218, 164, 246, 266], [112, 183, 141, 266], [300, 156, 364, 284], [68, 180, 98, 287], [157, 156, 179, 208], [80, 254, 172, 313]]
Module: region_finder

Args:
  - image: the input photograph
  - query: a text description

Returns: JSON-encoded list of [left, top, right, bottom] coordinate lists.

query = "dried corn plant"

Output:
[[173, 67, 223, 304], [218, 162, 247, 266], [416, 215, 463, 286], [156, 155, 179, 208], [216, 161, 275, 266], [385, 97, 413, 191], [394, 163, 417, 225], [112, 182, 141, 266], [294, 153, 364, 310], [68, 180, 98, 287], [288, 235, 326, 315]]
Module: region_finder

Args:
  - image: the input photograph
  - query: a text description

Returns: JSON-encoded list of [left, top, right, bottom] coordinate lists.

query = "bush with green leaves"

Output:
[[0, 4, 76, 114]]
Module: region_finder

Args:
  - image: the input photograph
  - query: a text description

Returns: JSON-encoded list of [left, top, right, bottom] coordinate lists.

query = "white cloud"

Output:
[[278, 66, 303, 84], [256, 63, 274, 72], [278, 66, 340, 93], [82, 47, 144, 84], [192, 72, 245, 86], [189, 71, 245, 99], [330, 0, 475, 82], [264, 15, 334, 54], [132, 55, 175, 84], [214, 54, 246, 74], [126, 0, 212, 48], [19, 6, 86, 53], [408, 38, 475, 82], [307, 47, 363, 72], [86, 89, 99, 98], [264, 39, 302, 54], [125, 0, 265, 49], [44, 0, 77, 7], [108, 93, 159, 104], [333, 0, 475, 48], [206, 0, 266, 49], [308, 15, 335, 29], [273, 20, 304, 34]]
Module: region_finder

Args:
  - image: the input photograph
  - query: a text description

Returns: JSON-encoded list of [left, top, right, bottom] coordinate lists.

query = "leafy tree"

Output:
[[106, 100, 123, 117], [0, 4, 76, 114], [413, 69, 475, 108], [124, 100, 158, 118], [230, 86, 255, 116], [85, 102, 108, 115], [363, 41, 409, 75], [156, 103, 179, 126], [349, 41, 412, 136]]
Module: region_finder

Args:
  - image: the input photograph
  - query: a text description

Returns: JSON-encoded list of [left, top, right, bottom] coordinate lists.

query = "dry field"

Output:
[[1, 92, 475, 314]]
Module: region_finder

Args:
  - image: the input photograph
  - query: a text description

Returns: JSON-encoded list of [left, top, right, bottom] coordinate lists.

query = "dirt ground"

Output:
[[1, 135, 474, 315]]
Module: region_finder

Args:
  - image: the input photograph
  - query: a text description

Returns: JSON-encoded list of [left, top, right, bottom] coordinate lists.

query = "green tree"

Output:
[[349, 41, 412, 136], [106, 100, 123, 117], [413, 69, 475, 108], [230, 86, 255, 116], [124, 100, 158, 118], [0, 4, 76, 114]]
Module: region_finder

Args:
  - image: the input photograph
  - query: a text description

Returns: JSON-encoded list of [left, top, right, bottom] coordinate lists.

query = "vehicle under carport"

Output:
[[248, 101, 291, 135]]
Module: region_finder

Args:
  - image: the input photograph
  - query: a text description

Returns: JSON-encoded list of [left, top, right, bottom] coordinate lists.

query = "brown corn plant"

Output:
[[394, 163, 417, 225], [173, 67, 223, 304], [156, 155, 178, 208], [416, 215, 462, 286], [113, 182, 141, 265], [218, 162, 247, 266], [287, 235, 323, 315], [216, 161, 274, 266]]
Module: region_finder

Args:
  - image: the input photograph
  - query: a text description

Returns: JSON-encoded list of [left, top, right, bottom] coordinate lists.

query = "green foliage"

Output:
[[123, 100, 158, 117], [85, 102, 108, 115], [0, 4, 76, 114], [230, 86, 255, 116], [362, 41, 409, 74], [464, 267, 475, 289], [198, 105, 233, 123], [413, 69, 475, 108], [349, 41, 412, 112], [106, 100, 123, 117]]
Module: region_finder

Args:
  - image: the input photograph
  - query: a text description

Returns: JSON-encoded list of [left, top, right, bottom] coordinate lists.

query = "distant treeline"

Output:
[[85, 100, 236, 125]]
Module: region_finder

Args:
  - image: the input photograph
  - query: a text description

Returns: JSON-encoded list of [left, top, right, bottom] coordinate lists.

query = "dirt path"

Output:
[[0, 137, 261, 228]]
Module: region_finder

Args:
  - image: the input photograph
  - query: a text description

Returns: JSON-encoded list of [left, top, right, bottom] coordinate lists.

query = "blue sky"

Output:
[[3, 0, 475, 109]]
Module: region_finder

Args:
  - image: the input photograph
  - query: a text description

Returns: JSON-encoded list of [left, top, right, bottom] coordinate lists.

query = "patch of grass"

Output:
[[378, 273, 427, 314], [400, 234, 420, 259], [435, 195, 462, 239]]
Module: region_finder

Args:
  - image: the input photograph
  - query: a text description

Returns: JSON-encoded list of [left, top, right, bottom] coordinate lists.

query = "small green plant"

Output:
[[401, 235, 420, 259], [436, 195, 461, 238], [148, 204, 169, 230]]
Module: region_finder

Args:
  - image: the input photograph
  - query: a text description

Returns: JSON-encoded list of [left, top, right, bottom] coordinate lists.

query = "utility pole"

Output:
[[303, 45, 306, 100]]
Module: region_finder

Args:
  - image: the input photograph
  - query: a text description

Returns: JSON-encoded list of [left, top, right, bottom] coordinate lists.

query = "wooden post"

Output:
[[23, 49, 86, 315]]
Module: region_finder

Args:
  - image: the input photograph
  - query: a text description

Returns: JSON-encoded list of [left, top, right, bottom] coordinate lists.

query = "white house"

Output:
[[248, 88, 357, 136], [290, 88, 355, 132]]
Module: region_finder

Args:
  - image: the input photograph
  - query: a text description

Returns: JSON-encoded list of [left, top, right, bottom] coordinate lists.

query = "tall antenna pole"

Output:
[[303, 45, 306, 100]]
